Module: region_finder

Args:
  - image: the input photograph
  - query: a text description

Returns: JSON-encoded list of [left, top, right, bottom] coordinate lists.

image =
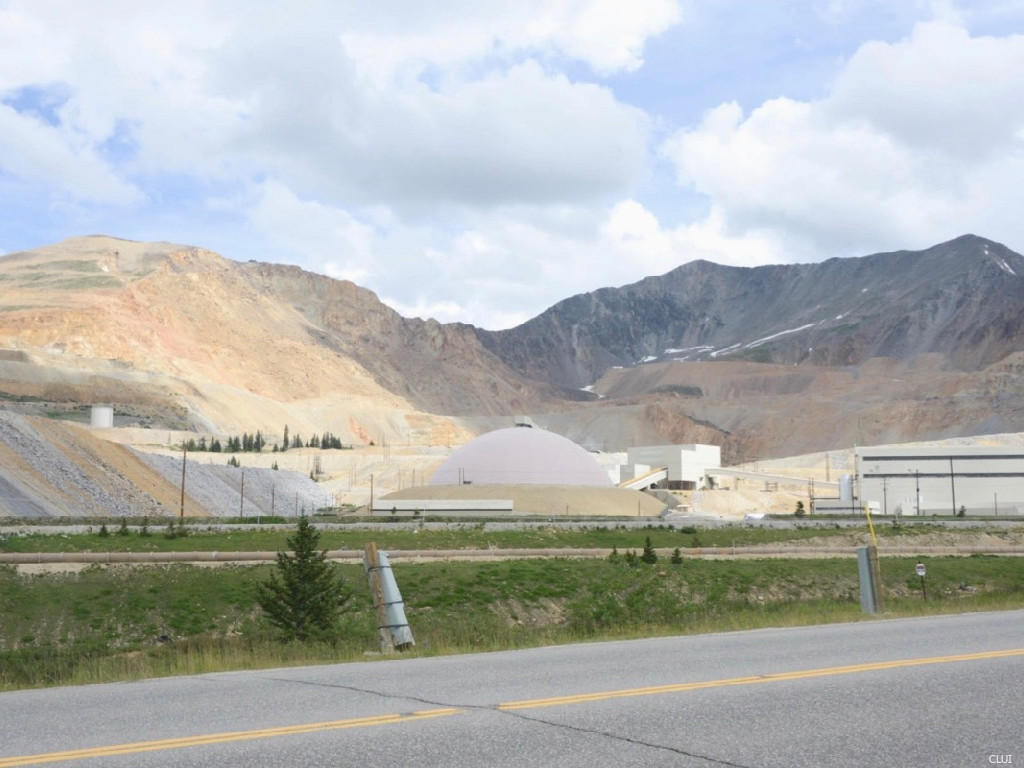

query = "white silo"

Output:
[[90, 405, 114, 428]]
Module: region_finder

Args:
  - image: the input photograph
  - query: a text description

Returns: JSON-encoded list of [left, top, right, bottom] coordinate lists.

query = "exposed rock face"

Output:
[[477, 235, 1024, 389], [235, 260, 561, 415], [0, 235, 552, 441], [3, 232, 1024, 517]]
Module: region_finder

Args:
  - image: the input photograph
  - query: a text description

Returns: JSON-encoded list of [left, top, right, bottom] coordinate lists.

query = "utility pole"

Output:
[[915, 469, 920, 516], [949, 457, 957, 516], [179, 444, 187, 522]]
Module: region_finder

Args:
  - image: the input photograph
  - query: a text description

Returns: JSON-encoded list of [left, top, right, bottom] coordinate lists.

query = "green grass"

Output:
[[2, 554, 1023, 690], [0, 522, 924, 554]]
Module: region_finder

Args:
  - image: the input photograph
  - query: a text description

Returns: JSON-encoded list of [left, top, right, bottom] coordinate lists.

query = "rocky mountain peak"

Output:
[[476, 235, 1024, 389]]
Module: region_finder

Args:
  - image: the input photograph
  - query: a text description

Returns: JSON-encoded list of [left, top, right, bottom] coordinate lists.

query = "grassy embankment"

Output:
[[0, 519, 940, 553], [2, 524, 1023, 691]]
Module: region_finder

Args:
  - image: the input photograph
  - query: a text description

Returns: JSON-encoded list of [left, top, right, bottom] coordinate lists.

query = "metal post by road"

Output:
[[857, 545, 884, 614]]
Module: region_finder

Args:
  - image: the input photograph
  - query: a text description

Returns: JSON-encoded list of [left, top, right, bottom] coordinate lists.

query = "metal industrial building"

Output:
[[620, 444, 721, 491], [855, 445, 1024, 516]]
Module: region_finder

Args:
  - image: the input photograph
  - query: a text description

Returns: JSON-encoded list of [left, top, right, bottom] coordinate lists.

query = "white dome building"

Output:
[[429, 426, 612, 487]]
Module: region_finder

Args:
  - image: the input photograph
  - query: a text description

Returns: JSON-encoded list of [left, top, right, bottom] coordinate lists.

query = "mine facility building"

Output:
[[852, 445, 1024, 517], [620, 444, 721, 491]]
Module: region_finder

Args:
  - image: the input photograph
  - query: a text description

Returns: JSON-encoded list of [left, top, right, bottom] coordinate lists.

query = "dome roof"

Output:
[[429, 427, 612, 487]]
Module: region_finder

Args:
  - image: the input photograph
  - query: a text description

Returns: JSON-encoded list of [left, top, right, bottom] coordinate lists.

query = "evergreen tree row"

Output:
[[276, 425, 351, 451], [183, 426, 351, 454]]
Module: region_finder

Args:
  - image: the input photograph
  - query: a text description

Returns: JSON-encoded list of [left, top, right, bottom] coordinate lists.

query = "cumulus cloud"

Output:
[[338, 0, 681, 79], [661, 17, 1024, 260], [4, 1, 1023, 331], [0, 103, 142, 205], [1, 0, 664, 210], [217, 52, 649, 206]]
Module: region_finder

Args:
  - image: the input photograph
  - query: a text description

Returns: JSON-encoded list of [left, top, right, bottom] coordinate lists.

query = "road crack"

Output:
[[260, 674, 755, 766]]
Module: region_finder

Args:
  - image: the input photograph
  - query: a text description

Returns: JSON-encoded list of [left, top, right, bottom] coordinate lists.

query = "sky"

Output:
[[2, 1, 1023, 330]]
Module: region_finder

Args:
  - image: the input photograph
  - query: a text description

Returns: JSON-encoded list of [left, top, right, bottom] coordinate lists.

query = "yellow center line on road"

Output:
[[0, 708, 461, 767], [498, 647, 1024, 710], [4, 647, 1024, 766]]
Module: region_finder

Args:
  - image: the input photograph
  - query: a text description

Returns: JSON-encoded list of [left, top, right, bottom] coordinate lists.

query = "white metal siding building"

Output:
[[625, 444, 721, 490], [856, 445, 1024, 516]]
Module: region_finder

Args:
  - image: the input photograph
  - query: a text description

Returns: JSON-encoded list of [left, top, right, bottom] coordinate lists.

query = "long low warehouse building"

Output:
[[855, 445, 1024, 516]]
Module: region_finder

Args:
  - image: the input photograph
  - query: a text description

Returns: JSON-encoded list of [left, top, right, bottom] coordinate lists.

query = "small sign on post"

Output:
[[915, 561, 927, 601]]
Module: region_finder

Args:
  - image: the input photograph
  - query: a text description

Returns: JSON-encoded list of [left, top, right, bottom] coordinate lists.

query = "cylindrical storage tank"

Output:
[[839, 474, 853, 502], [90, 406, 114, 428]]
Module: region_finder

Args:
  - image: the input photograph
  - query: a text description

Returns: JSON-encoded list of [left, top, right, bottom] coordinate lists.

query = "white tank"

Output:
[[90, 406, 114, 428], [839, 474, 853, 502]]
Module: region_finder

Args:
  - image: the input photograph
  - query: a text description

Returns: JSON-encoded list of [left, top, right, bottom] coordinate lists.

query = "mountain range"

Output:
[[1, 233, 1023, 484]]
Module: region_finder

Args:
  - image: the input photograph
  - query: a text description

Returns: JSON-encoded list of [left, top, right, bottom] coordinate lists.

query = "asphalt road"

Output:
[[2, 611, 1022, 767]]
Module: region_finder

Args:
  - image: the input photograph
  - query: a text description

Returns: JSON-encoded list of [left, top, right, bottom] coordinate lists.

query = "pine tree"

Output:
[[640, 536, 658, 564], [281, 425, 289, 453], [256, 516, 353, 641]]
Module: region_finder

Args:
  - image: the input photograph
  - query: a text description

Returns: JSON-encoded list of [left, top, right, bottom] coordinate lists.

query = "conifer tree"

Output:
[[256, 516, 352, 641], [640, 536, 658, 564]]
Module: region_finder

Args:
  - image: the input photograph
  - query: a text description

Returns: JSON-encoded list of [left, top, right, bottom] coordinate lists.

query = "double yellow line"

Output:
[[0, 709, 459, 767], [4, 648, 1023, 766], [499, 647, 1024, 710]]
